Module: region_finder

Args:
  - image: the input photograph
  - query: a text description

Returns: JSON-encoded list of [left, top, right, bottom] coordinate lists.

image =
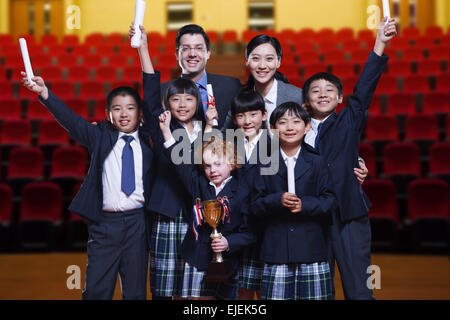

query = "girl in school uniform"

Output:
[[229, 88, 271, 300], [159, 111, 255, 299], [251, 102, 336, 300], [131, 25, 212, 300]]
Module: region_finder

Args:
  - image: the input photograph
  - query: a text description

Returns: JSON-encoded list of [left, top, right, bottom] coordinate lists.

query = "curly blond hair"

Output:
[[200, 136, 243, 171]]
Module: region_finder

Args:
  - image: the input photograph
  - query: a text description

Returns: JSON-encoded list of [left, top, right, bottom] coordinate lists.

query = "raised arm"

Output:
[[21, 73, 99, 149]]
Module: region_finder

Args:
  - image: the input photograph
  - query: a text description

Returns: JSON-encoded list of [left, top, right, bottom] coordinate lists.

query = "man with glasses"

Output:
[[161, 24, 242, 129]]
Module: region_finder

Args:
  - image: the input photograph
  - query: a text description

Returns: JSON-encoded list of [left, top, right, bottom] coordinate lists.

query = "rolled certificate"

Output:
[[287, 157, 295, 194], [206, 84, 218, 127], [19, 38, 36, 86], [131, 0, 146, 48], [382, 0, 391, 19]]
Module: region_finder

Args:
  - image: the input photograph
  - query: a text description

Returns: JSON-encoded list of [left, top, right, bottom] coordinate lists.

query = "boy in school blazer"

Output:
[[21, 73, 153, 300], [302, 18, 397, 299]]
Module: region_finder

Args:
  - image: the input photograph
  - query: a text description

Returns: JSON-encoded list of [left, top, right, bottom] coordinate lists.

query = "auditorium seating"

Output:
[[0, 27, 448, 252]]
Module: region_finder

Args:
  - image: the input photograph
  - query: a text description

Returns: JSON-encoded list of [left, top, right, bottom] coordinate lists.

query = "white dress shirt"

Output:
[[102, 130, 144, 212], [209, 176, 233, 196], [244, 130, 263, 161], [163, 120, 202, 148], [304, 115, 332, 148], [280, 147, 302, 168], [263, 79, 278, 135]]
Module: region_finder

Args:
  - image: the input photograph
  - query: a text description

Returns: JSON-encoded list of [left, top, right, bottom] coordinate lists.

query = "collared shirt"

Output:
[[244, 130, 263, 161], [264, 79, 278, 129], [209, 176, 233, 196], [182, 71, 209, 115], [163, 120, 202, 148], [280, 146, 301, 168], [304, 114, 332, 148], [102, 130, 144, 212]]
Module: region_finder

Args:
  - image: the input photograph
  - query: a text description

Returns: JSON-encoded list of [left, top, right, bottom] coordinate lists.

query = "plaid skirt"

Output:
[[261, 261, 333, 300], [238, 245, 264, 291], [180, 262, 239, 300], [150, 211, 188, 297]]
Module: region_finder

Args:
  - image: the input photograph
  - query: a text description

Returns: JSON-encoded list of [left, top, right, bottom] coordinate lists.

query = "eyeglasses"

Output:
[[178, 45, 207, 54]]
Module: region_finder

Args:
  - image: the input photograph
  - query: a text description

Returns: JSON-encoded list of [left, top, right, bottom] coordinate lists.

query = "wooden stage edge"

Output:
[[0, 253, 448, 300]]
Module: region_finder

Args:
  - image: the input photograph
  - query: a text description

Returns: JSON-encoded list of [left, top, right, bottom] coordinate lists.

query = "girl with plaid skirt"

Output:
[[132, 25, 207, 299], [159, 112, 256, 299], [228, 89, 271, 299], [250, 102, 336, 300]]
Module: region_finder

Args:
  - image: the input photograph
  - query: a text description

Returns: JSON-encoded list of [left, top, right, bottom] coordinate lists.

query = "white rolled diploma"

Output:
[[382, 0, 391, 19], [206, 84, 218, 127], [286, 157, 296, 194], [19, 38, 36, 86], [131, 0, 146, 48]]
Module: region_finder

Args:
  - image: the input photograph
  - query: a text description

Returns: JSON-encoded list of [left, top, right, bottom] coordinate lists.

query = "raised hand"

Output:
[[205, 104, 219, 126], [378, 17, 397, 43], [159, 110, 173, 142], [129, 23, 148, 49], [21, 72, 49, 100]]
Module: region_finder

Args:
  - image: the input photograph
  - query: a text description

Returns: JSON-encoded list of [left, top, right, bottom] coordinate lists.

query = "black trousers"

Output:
[[82, 208, 149, 300], [328, 214, 375, 300]]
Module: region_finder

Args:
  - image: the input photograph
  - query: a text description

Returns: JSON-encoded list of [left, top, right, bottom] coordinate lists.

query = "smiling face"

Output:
[[168, 93, 197, 124], [233, 110, 267, 140], [106, 94, 141, 134], [271, 110, 311, 148], [247, 43, 281, 86], [202, 148, 233, 187], [307, 79, 343, 120], [176, 33, 211, 80]]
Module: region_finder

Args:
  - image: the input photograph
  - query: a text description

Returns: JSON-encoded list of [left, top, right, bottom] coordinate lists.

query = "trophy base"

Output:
[[204, 260, 235, 283]]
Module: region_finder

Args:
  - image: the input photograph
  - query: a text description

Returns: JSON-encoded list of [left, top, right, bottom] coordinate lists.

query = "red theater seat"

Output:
[[0, 184, 13, 224], [331, 63, 356, 78], [422, 92, 450, 114], [429, 143, 450, 176], [106, 54, 129, 67], [403, 75, 430, 93], [416, 60, 443, 76], [85, 33, 104, 45], [387, 61, 412, 76], [0, 119, 31, 146], [19, 182, 62, 221], [401, 27, 421, 39], [365, 114, 398, 142], [79, 81, 105, 99], [0, 99, 22, 120], [49, 81, 75, 98], [65, 98, 90, 118], [405, 114, 438, 142], [364, 179, 399, 222], [50, 146, 87, 180], [435, 74, 450, 92], [359, 143, 376, 177], [425, 26, 444, 38], [106, 33, 125, 46], [38, 66, 63, 82], [37, 120, 70, 147], [26, 100, 52, 121], [94, 66, 118, 81], [62, 35, 79, 47], [67, 66, 91, 82], [383, 142, 421, 177], [386, 93, 416, 115], [7, 147, 44, 180], [0, 81, 14, 99], [376, 75, 399, 95]]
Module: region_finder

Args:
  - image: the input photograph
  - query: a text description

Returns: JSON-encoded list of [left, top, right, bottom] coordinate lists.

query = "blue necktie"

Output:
[[121, 135, 135, 196], [314, 123, 323, 148], [196, 82, 209, 115]]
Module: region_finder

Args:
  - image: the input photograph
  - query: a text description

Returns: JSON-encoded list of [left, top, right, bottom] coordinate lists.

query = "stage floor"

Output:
[[0, 253, 448, 300]]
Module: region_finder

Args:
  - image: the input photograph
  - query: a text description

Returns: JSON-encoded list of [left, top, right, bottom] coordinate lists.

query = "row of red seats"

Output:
[[0, 142, 448, 181], [1, 146, 87, 181], [0, 178, 447, 226], [359, 142, 450, 178]]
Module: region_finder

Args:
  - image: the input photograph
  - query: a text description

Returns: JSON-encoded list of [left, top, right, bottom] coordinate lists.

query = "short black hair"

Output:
[[175, 24, 210, 51], [269, 101, 310, 128], [231, 88, 266, 116], [106, 86, 142, 112], [163, 78, 206, 123], [302, 72, 343, 102]]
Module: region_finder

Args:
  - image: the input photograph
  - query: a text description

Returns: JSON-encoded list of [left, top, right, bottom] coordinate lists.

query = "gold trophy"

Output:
[[196, 197, 234, 282]]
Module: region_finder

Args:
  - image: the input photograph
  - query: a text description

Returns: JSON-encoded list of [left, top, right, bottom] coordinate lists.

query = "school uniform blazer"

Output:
[[141, 71, 195, 221], [250, 143, 336, 264], [222, 80, 304, 130], [38, 91, 154, 224], [314, 51, 388, 223], [161, 72, 242, 129], [162, 143, 255, 272]]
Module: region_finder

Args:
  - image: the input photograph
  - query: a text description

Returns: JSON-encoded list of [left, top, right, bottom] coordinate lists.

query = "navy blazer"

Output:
[[313, 51, 388, 223], [163, 142, 255, 272], [39, 91, 154, 223], [161, 72, 242, 129], [141, 71, 198, 221], [250, 143, 336, 264]]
